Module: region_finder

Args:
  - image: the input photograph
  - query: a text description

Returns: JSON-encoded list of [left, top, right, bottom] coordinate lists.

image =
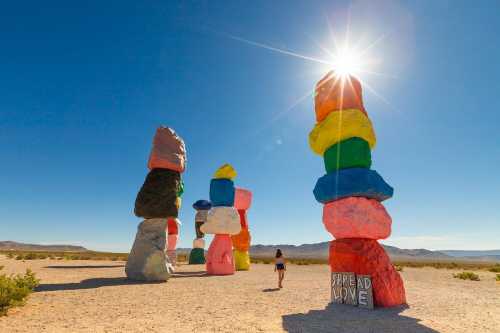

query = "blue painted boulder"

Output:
[[193, 199, 212, 211], [313, 168, 393, 203], [209, 179, 235, 207]]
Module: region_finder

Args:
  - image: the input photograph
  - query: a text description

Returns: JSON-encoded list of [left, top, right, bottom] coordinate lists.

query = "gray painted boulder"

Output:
[[126, 218, 173, 281]]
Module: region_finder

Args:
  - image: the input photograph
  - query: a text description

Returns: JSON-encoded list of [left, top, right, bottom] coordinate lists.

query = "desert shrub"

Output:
[[394, 265, 403, 272], [6, 253, 14, 259], [453, 271, 480, 281], [488, 265, 500, 273], [496, 274, 500, 282], [0, 267, 40, 316], [15, 255, 24, 261]]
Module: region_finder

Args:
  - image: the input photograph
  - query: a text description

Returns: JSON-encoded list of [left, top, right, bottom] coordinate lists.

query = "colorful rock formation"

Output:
[[167, 217, 181, 267], [189, 199, 212, 264], [309, 72, 406, 307], [201, 164, 241, 275], [126, 126, 186, 281], [232, 188, 252, 271]]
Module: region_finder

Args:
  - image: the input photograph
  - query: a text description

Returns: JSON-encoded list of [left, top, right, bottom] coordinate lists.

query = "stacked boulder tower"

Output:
[[201, 164, 241, 275], [189, 199, 212, 264], [309, 71, 406, 307], [126, 126, 186, 281], [231, 188, 253, 271]]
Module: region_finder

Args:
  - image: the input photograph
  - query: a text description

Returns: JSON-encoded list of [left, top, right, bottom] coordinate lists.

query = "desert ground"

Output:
[[0, 256, 499, 333]]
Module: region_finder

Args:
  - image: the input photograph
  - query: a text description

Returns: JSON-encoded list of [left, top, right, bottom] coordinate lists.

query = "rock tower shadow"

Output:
[[282, 303, 439, 333]]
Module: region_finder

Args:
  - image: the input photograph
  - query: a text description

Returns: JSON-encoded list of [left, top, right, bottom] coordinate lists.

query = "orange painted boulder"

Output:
[[147, 126, 186, 173], [315, 71, 366, 122], [329, 238, 406, 307], [323, 197, 391, 240], [234, 188, 252, 210], [232, 228, 250, 251], [206, 234, 235, 275]]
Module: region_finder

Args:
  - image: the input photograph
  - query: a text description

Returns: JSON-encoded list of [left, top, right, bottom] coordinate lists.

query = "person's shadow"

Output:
[[282, 303, 439, 333]]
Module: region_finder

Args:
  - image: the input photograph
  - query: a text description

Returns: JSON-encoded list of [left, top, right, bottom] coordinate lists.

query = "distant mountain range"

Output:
[[0, 241, 88, 252], [2, 240, 499, 262]]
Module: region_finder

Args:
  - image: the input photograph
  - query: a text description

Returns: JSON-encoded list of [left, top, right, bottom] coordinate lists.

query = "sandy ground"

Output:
[[0, 256, 499, 333]]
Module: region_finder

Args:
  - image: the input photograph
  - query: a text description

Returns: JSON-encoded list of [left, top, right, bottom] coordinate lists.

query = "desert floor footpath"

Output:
[[0, 256, 499, 332]]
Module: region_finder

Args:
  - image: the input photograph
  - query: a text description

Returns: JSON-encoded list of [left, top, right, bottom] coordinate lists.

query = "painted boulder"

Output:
[[200, 207, 241, 235], [323, 197, 392, 240], [193, 200, 212, 211], [206, 234, 235, 275], [167, 234, 178, 251], [329, 238, 406, 307], [193, 238, 205, 249], [234, 250, 250, 271], [209, 179, 235, 207], [313, 168, 393, 204], [315, 72, 366, 122], [126, 218, 171, 281], [167, 218, 180, 235], [147, 126, 186, 172], [189, 248, 205, 265], [231, 228, 251, 251], [323, 137, 372, 173], [134, 168, 181, 218], [309, 109, 376, 155], [213, 163, 237, 180], [234, 188, 252, 210]]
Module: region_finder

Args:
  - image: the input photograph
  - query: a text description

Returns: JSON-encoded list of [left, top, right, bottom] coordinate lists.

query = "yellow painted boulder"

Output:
[[213, 163, 237, 180], [234, 250, 250, 271], [309, 109, 376, 155]]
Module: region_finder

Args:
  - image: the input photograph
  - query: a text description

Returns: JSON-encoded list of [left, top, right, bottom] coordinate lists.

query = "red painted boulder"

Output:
[[206, 234, 235, 275], [329, 238, 406, 307], [147, 126, 186, 173], [234, 188, 252, 210], [323, 197, 391, 240]]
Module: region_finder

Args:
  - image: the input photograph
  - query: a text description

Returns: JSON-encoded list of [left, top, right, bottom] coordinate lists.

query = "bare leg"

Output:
[[278, 270, 284, 288]]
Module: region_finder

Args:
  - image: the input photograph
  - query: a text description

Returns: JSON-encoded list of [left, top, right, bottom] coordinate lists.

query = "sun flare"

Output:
[[329, 47, 363, 78]]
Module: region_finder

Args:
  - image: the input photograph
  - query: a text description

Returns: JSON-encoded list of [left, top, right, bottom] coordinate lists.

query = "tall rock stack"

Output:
[[201, 164, 241, 275], [309, 72, 406, 307], [232, 188, 252, 271], [189, 199, 212, 264], [126, 126, 186, 281]]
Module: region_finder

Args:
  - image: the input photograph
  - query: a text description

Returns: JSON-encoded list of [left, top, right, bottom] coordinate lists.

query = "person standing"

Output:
[[274, 249, 286, 288]]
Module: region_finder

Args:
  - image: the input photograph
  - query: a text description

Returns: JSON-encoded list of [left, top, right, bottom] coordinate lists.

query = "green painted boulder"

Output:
[[323, 137, 372, 173], [189, 248, 206, 264]]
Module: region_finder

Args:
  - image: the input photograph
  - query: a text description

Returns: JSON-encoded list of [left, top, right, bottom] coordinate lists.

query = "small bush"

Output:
[[496, 274, 500, 282], [453, 271, 480, 281], [15, 255, 24, 261], [488, 265, 500, 273], [0, 267, 40, 316], [6, 253, 14, 259], [394, 265, 403, 272]]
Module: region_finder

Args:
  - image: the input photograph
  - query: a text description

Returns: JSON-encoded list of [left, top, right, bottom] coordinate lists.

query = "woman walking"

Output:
[[274, 249, 286, 288]]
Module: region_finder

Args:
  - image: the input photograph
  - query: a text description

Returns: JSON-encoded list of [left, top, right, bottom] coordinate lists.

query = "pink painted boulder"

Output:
[[167, 234, 178, 251], [206, 234, 235, 275], [323, 197, 391, 240], [234, 188, 252, 210], [329, 238, 406, 307]]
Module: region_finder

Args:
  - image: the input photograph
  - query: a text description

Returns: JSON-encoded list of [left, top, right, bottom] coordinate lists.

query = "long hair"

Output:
[[275, 249, 283, 258]]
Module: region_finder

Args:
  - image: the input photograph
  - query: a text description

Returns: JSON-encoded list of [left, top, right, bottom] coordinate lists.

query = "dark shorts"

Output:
[[276, 263, 285, 270]]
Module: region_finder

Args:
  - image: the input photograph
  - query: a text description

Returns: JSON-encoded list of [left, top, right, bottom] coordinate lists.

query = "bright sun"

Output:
[[330, 48, 362, 77]]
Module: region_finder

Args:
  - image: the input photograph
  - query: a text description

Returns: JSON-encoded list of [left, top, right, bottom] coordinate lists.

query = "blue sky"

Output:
[[1, 1, 499, 252]]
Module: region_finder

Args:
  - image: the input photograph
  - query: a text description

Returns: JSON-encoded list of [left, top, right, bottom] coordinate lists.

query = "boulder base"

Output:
[[329, 238, 406, 307], [234, 250, 250, 271], [189, 248, 206, 264], [126, 219, 172, 281], [323, 197, 391, 240], [206, 234, 235, 275]]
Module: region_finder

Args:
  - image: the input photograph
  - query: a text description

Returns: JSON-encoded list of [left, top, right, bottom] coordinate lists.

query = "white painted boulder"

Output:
[[126, 218, 172, 281]]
